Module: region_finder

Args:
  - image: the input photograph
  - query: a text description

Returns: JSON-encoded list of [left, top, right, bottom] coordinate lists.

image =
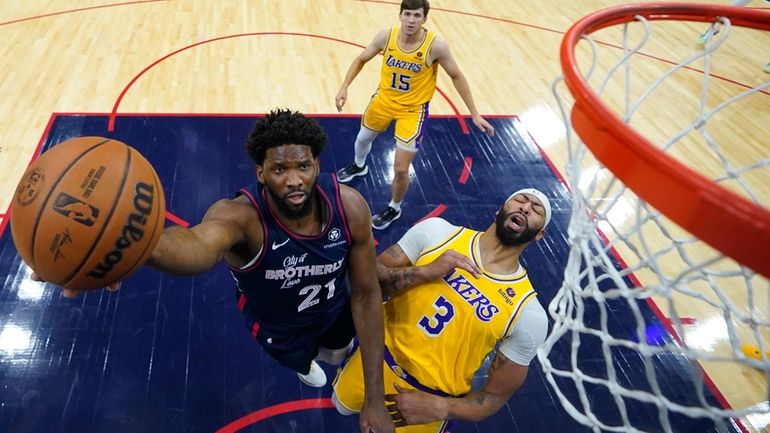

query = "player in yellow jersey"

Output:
[[332, 188, 551, 432], [334, 0, 496, 230]]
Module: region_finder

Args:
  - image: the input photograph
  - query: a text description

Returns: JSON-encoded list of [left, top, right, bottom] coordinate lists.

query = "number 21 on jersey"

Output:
[[298, 279, 336, 312], [418, 296, 455, 336]]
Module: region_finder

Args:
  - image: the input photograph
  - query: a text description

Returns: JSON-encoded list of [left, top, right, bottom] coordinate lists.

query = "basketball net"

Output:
[[538, 4, 770, 433]]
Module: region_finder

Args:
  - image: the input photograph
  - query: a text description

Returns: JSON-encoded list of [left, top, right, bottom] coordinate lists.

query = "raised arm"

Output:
[[377, 244, 479, 298], [387, 351, 528, 425], [376, 219, 480, 298], [335, 29, 389, 112], [339, 185, 393, 433], [147, 198, 251, 275], [430, 39, 495, 136]]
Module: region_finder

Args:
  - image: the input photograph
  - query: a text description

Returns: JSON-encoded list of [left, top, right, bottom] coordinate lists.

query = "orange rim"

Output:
[[561, 3, 770, 278]]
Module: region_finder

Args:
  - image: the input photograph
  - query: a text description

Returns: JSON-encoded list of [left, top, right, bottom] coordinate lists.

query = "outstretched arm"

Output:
[[147, 198, 249, 275], [38, 198, 251, 298], [431, 39, 495, 136], [386, 351, 527, 425], [340, 185, 392, 433], [335, 29, 389, 112]]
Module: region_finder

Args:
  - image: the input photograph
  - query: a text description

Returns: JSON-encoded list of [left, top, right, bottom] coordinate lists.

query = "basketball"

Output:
[[10, 136, 166, 291]]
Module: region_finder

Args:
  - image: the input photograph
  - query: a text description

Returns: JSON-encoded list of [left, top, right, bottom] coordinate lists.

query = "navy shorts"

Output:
[[236, 291, 355, 374]]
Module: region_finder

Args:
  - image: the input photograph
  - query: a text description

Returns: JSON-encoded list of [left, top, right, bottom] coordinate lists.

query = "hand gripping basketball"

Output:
[[29, 271, 121, 298], [11, 136, 166, 292]]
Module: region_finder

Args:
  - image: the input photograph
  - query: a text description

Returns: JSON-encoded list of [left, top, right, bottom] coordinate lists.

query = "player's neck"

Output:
[[478, 230, 524, 274], [398, 27, 424, 47]]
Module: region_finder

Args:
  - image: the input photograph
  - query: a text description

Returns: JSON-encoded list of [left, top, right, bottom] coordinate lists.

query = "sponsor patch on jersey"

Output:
[[497, 287, 515, 306]]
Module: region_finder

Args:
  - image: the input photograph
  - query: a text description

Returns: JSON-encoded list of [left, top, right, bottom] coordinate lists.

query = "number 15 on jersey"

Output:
[[390, 73, 411, 92]]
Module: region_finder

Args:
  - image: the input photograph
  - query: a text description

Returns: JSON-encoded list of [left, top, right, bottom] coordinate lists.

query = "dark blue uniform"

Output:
[[230, 174, 355, 373]]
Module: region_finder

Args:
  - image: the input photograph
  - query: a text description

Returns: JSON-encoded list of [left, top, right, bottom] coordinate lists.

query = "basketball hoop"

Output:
[[539, 3, 770, 433], [562, 3, 770, 278]]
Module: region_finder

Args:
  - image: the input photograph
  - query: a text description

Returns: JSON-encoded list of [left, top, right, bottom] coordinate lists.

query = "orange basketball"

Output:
[[10, 136, 166, 291]]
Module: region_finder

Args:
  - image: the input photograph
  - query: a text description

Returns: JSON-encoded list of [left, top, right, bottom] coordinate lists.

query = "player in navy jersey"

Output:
[[39, 109, 393, 433]]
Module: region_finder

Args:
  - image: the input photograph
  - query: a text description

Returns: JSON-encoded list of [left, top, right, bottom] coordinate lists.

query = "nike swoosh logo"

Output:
[[271, 238, 290, 250]]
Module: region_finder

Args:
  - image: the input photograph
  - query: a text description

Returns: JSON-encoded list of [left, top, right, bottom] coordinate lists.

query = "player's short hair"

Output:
[[245, 109, 327, 165], [400, 0, 430, 16]]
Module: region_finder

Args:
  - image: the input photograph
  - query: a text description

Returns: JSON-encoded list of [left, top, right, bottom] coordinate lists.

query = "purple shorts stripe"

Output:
[[414, 102, 430, 148], [383, 345, 453, 398]]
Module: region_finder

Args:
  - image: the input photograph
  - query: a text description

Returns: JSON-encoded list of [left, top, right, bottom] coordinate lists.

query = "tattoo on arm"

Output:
[[445, 351, 519, 421], [447, 387, 499, 420], [466, 353, 506, 409], [489, 352, 507, 374], [472, 393, 488, 406], [377, 245, 423, 298], [377, 262, 419, 298], [384, 245, 403, 259]]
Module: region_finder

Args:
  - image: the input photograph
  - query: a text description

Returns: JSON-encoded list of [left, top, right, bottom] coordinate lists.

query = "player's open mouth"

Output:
[[286, 192, 307, 205], [507, 213, 526, 233]]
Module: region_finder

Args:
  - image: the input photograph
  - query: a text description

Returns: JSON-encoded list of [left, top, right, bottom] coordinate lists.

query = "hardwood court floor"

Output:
[[0, 1, 768, 432]]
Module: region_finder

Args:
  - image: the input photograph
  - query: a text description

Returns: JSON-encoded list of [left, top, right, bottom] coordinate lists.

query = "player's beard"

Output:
[[267, 181, 318, 220], [495, 209, 539, 247]]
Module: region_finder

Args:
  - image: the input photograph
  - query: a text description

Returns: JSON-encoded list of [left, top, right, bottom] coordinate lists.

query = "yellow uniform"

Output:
[[333, 226, 538, 432], [362, 26, 439, 151]]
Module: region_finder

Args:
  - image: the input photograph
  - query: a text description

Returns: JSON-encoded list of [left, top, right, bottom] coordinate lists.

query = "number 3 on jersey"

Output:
[[418, 296, 455, 336], [390, 73, 411, 92]]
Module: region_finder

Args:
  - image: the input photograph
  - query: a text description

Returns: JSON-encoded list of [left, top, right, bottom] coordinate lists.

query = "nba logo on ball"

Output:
[[10, 136, 166, 291], [52, 192, 101, 227]]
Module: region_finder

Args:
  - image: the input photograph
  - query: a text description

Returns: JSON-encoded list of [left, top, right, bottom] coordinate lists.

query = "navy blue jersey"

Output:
[[230, 174, 353, 329]]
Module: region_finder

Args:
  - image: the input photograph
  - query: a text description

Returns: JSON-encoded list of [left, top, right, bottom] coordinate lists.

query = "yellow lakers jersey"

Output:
[[378, 26, 439, 106], [383, 227, 538, 396]]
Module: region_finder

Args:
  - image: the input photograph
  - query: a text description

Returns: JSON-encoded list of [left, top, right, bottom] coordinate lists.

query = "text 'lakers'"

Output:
[[443, 270, 499, 322]]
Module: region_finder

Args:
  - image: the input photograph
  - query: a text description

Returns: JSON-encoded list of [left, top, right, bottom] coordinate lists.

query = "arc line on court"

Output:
[[0, 0, 167, 27], [108, 33, 469, 132]]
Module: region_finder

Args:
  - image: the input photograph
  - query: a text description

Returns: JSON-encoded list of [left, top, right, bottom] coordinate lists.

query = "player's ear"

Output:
[[256, 165, 265, 184]]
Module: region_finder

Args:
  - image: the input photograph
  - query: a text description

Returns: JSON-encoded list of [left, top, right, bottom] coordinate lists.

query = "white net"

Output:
[[538, 6, 770, 433]]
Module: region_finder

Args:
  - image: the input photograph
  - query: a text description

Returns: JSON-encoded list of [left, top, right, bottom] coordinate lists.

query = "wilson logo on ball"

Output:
[[87, 182, 155, 279], [52, 193, 100, 227]]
